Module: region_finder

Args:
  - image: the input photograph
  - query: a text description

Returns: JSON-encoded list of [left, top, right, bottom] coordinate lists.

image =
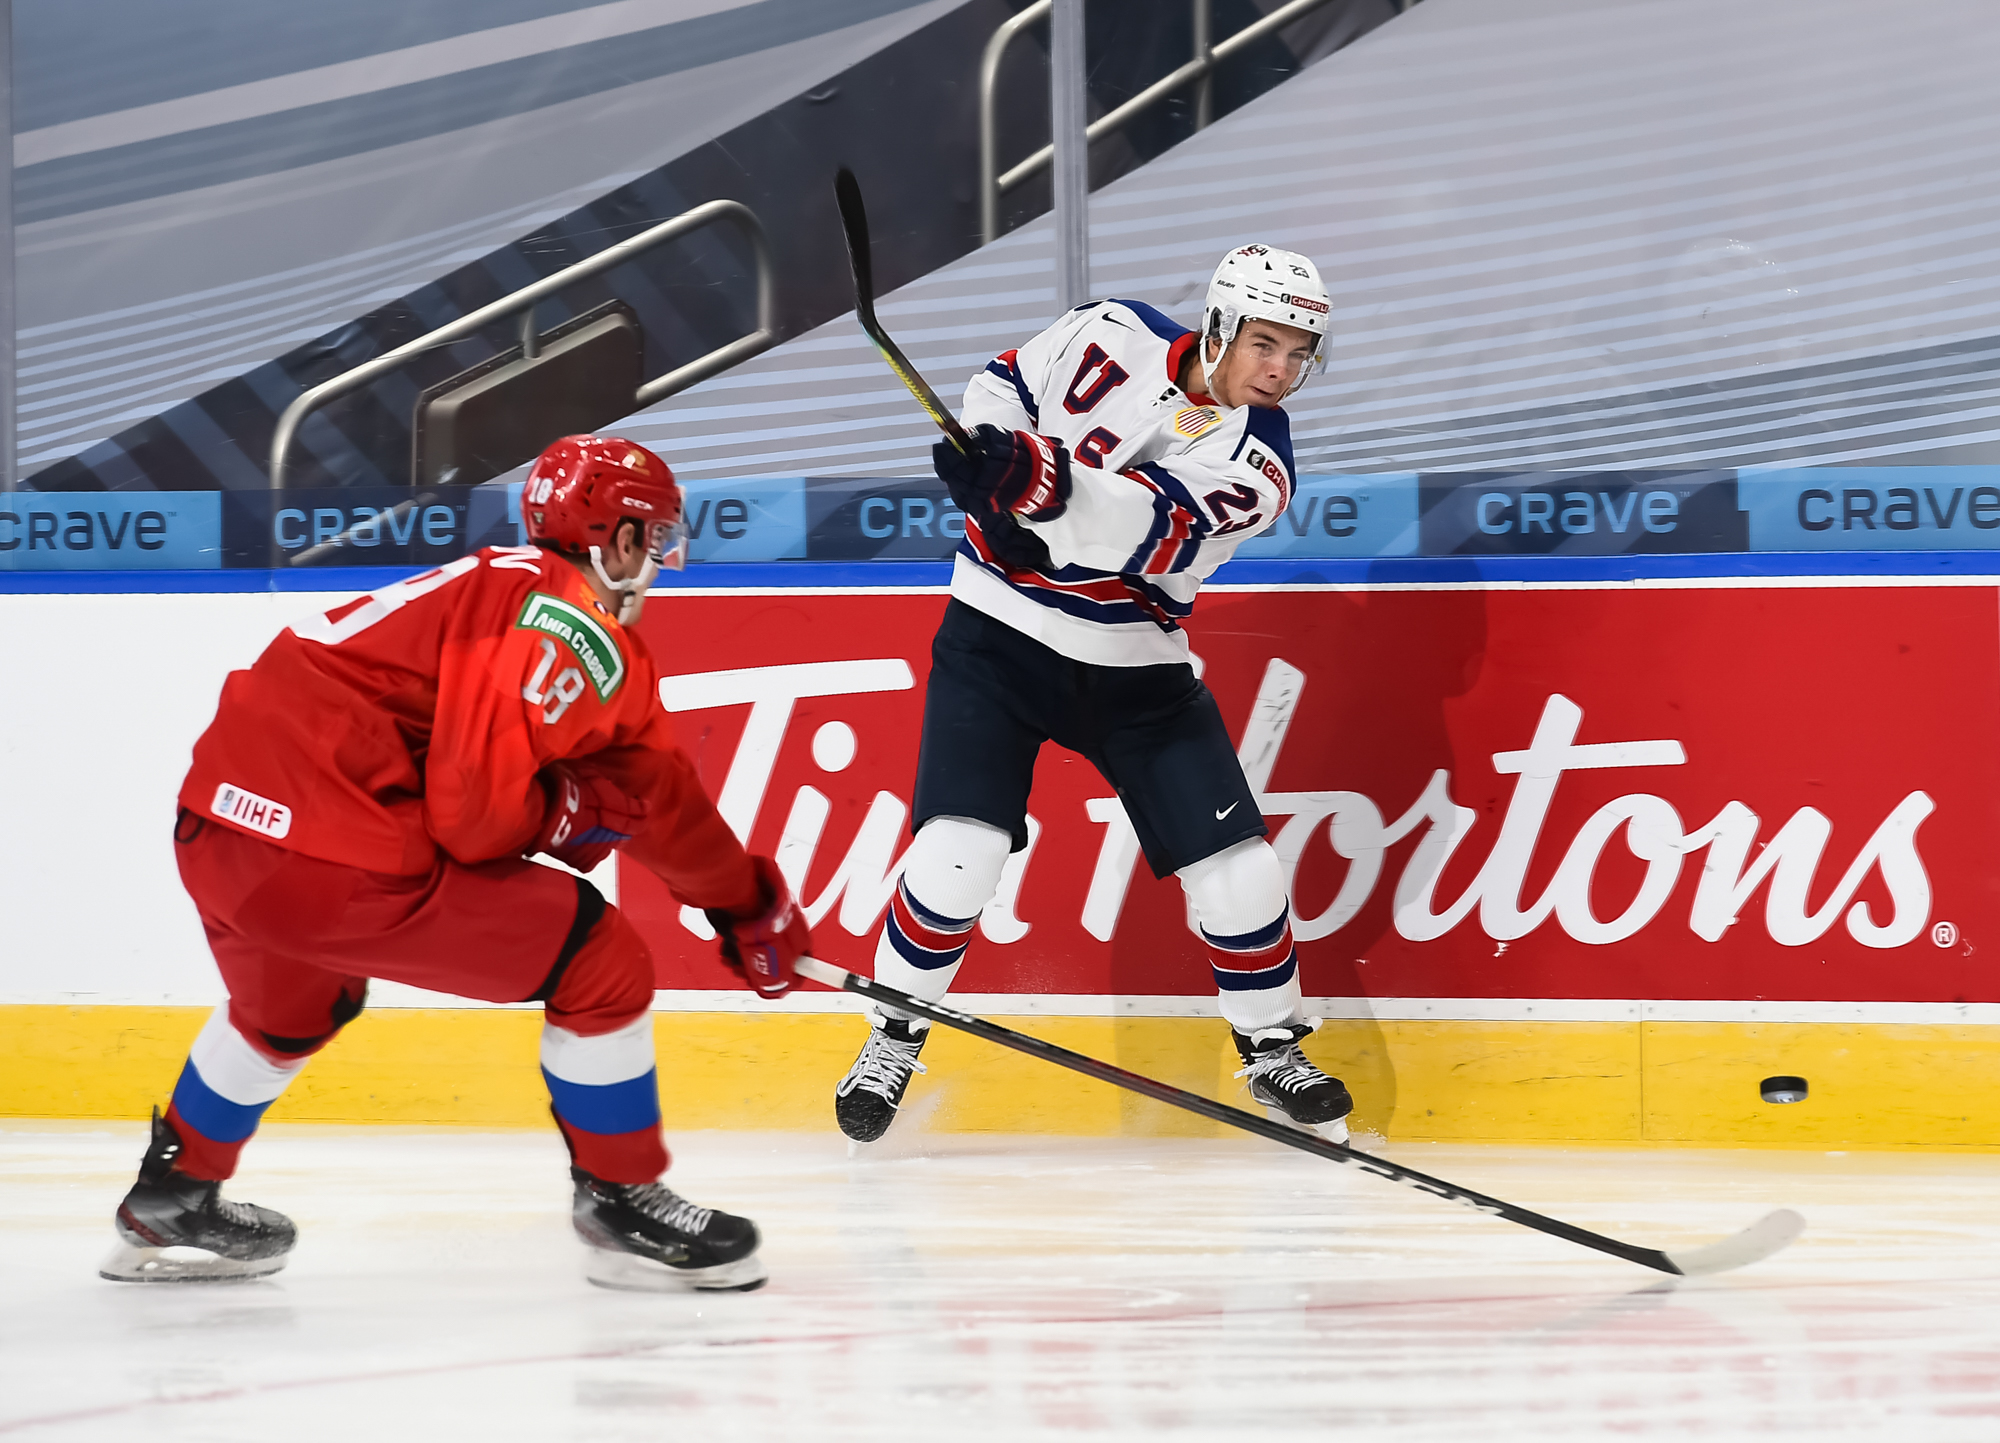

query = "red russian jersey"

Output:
[[179, 545, 757, 912]]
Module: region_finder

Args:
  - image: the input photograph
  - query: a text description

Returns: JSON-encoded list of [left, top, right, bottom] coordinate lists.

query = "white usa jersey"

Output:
[[953, 298, 1294, 667]]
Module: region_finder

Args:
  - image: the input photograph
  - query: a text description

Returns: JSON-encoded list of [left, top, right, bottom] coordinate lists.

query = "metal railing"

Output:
[[269, 198, 775, 489], [979, 0, 1351, 244]]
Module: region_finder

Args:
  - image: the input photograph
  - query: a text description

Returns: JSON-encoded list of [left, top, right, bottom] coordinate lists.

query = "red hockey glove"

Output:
[[705, 855, 809, 1000], [933, 424, 1071, 522], [530, 764, 649, 873]]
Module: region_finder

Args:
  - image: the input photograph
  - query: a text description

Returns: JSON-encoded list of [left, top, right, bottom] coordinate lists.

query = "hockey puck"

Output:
[[1760, 1075, 1809, 1104]]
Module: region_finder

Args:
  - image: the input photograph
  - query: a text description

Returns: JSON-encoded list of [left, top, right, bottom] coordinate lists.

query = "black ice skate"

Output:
[[1233, 1021, 1354, 1145], [571, 1168, 766, 1292], [99, 1109, 296, 1283], [834, 1017, 930, 1143]]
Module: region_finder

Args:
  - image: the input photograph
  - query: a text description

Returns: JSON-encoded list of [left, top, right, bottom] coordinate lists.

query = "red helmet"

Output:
[[522, 434, 688, 571]]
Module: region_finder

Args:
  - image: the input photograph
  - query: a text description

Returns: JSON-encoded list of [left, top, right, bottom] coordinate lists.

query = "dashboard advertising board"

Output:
[[623, 582, 1995, 1004]]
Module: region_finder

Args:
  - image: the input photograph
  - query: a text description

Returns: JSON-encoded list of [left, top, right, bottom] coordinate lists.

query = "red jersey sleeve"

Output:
[[580, 632, 761, 916]]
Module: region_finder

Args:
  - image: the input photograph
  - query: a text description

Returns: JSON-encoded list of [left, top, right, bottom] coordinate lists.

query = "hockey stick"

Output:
[[833, 167, 974, 455], [795, 958, 1804, 1278]]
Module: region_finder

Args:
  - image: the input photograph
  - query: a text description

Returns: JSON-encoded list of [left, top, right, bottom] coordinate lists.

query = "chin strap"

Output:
[[588, 547, 659, 625]]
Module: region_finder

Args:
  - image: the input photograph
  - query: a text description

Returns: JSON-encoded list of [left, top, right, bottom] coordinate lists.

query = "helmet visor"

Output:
[[644, 516, 689, 572]]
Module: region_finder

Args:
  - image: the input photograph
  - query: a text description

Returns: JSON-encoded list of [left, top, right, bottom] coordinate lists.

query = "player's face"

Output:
[[597, 520, 651, 582], [1208, 318, 1318, 408]]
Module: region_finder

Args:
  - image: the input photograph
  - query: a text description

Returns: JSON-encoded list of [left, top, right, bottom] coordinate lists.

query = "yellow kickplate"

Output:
[[0, 1005, 1994, 1148], [1641, 1021, 2000, 1147]]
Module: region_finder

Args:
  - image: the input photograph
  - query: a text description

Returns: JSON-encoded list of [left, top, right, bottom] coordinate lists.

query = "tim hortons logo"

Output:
[[659, 659, 1935, 951], [1235, 662, 1934, 950]]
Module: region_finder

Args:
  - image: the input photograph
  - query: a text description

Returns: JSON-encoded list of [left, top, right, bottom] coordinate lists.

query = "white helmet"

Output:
[[1203, 244, 1329, 396]]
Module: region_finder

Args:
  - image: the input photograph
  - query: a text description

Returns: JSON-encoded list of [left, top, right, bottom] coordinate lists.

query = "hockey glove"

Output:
[[530, 764, 649, 873], [933, 424, 1072, 522], [706, 855, 809, 1000]]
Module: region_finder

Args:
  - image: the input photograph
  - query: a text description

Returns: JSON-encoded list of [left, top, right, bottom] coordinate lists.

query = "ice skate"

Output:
[[1234, 1021, 1354, 1145], [834, 1017, 931, 1144], [99, 1109, 296, 1283], [571, 1168, 766, 1292]]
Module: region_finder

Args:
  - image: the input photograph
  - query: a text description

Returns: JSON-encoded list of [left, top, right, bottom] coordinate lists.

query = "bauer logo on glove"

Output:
[[933, 423, 1072, 523]]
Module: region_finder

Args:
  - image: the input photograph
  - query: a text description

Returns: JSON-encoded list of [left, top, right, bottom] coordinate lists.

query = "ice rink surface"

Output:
[[5, 1123, 1999, 1441]]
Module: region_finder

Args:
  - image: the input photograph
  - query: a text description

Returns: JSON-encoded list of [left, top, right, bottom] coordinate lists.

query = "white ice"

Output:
[[5, 1122, 1998, 1440]]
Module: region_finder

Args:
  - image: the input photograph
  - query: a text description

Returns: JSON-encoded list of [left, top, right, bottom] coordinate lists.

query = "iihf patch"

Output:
[[1174, 406, 1221, 439], [211, 783, 292, 839]]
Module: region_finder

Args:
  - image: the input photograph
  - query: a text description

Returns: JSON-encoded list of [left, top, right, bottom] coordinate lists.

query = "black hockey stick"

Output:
[[833, 167, 974, 455], [796, 958, 1804, 1277]]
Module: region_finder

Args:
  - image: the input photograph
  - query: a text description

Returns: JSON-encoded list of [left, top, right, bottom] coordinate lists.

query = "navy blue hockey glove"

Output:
[[933, 424, 1072, 522]]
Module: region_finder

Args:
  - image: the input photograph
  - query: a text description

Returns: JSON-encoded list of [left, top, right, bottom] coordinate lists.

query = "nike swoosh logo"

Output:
[[1215, 803, 1239, 820]]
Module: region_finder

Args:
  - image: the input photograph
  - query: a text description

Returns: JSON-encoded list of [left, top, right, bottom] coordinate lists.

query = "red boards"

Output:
[[626, 583, 1996, 1004]]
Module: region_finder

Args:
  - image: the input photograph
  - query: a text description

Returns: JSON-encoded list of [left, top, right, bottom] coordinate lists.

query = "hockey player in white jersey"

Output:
[[834, 244, 1354, 1145]]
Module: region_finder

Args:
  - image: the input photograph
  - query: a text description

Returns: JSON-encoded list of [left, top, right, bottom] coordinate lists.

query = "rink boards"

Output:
[[5, 567, 2000, 1147]]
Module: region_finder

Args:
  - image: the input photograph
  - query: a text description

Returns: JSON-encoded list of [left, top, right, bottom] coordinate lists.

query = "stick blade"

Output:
[[832, 167, 873, 307], [1662, 1208, 1805, 1277]]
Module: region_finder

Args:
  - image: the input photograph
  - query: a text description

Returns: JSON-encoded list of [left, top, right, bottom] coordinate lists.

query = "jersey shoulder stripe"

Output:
[[1122, 462, 1210, 576], [1235, 402, 1296, 477], [1127, 461, 1213, 535], [1105, 298, 1191, 345], [984, 348, 1040, 426]]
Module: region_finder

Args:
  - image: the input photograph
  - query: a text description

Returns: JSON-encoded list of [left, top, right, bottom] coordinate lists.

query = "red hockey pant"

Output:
[[169, 814, 667, 1183]]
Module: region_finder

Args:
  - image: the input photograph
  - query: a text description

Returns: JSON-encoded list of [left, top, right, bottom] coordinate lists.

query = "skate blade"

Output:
[[98, 1240, 288, 1284], [1262, 1105, 1351, 1147], [582, 1246, 767, 1294]]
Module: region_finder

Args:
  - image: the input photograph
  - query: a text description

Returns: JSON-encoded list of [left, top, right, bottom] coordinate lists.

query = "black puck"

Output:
[[1760, 1075, 1809, 1104]]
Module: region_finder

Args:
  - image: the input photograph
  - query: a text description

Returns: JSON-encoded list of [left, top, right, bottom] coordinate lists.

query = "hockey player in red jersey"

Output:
[[834, 245, 1356, 1146], [104, 435, 808, 1292]]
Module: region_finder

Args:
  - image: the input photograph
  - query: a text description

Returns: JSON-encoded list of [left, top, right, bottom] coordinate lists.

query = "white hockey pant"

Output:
[[1178, 838, 1304, 1035], [876, 822, 1301, 1037], [870, 816, 1012, 1026]]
